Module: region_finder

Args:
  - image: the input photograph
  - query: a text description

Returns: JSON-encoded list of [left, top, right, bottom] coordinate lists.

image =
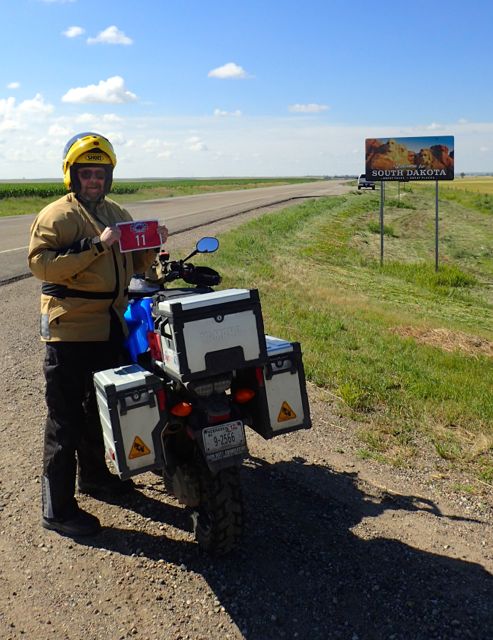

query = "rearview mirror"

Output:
[[196, 237, 219, 254]]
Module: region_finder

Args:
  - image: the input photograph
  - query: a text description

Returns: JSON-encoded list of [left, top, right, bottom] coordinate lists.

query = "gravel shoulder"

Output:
[[0, 208, 492, 640]]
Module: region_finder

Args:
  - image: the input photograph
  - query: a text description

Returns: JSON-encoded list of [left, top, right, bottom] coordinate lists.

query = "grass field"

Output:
[[440, 176, 493, 194], [0, 177, 320, 217], [201, 185, 493, 490]]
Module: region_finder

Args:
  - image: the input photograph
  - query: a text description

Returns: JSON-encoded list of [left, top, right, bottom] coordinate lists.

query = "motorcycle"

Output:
[[95, 237, 311, 555]]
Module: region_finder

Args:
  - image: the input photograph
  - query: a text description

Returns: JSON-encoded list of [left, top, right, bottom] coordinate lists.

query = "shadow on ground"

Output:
[[80, 456, 493, 640]]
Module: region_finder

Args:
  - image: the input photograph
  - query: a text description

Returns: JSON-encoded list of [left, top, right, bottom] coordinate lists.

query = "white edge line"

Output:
[[0, 246, 29, 255]]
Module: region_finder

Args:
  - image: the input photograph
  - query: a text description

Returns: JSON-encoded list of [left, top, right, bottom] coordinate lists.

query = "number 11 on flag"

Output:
[[117, 220, 162, 252]]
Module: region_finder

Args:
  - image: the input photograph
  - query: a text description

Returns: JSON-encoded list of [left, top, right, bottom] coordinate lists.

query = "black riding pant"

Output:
[[42, 340, 127, 520]]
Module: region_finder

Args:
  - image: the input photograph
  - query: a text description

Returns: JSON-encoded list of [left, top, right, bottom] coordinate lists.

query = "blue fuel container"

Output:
[[124, 297, 154, 362]]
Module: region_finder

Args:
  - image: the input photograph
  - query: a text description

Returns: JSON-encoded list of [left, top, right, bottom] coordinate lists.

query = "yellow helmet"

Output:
[[62, 132, 117, 194]]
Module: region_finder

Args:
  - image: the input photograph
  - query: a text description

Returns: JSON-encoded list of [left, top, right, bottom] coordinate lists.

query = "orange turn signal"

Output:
[[170, 402, 193, 417], [233, 388, 255, 404]]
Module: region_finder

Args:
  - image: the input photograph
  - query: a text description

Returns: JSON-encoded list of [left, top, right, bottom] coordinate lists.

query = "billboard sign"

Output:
[[365, 136, 454, 181]]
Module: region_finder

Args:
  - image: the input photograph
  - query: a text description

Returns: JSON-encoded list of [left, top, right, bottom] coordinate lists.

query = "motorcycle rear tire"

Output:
[[193, 465, 243, 555]]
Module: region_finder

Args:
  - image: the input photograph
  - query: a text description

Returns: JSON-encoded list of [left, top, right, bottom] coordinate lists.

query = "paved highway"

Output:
[[0, 180, 349, 283]]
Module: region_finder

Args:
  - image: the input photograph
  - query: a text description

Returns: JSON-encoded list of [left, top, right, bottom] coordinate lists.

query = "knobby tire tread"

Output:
[[195, 466, 243, 555]]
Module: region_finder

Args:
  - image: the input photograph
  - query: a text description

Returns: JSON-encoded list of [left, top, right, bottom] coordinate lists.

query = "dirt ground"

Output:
[[0, 213, 492, 640]]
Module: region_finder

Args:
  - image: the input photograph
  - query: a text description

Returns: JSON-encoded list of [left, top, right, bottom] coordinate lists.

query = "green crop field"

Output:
[[202, 184, 493, 491]]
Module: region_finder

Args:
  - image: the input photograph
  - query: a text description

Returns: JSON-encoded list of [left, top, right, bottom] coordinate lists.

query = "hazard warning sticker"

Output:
[[277, 401, 297, 422], [129, 436, 151, 459]]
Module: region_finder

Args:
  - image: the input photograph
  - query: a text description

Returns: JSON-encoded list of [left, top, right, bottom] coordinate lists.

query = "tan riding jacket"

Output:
[[28, 193, 156, 342]]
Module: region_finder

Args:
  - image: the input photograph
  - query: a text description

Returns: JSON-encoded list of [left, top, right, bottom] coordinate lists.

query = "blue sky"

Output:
[[1, 0, 492, 178]]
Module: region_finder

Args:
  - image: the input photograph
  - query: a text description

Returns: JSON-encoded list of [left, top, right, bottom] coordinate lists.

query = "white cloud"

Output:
[[87, 25, 133, 45], [1, 114, 493, 178], [75, 112, 96, 123], [34, 137, 50, 146], [0, 98, 16, 117], [214, 108, 242, 117], [141, 138, 175, 159], [479, 146, 489, 152], [0, 118, 20, 133], [288, 103, 329, 113], [186, 136, 207, 152], [74, 112, 124, 125], [48, 123, 71, 137], [208, 63, 248, 79], [7, 82, 20, 90], [63, 26, 85, 38], [62, 76, 137, 104], [426, 122, 444, 130], [18, 93, 54, 116], [142, 138, 162, 151], [102, 113, 124, 123], [0, 94, 53, 133], [105, 131, 127, 145], [142, 138, 174, 150]]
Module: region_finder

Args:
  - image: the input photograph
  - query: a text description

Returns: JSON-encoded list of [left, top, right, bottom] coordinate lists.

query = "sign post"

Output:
[[380, 181, 385, 266], [435, 180, 439, 272]]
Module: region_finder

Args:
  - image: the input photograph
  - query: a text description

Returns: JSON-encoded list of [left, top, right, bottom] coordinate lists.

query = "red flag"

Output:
[[117, 220, 162, 252]]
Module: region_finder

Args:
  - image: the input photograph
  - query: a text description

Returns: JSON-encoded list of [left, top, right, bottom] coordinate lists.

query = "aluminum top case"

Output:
[[93, 364, 165, 480], [154, 288, 267, 382]]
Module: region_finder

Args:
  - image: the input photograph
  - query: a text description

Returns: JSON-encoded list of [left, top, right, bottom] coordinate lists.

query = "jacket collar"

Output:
[[75, 193, 105, 214]]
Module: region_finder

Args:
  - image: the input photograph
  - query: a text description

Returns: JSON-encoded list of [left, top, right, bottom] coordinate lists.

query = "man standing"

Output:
[[28, 132, 168, 537]]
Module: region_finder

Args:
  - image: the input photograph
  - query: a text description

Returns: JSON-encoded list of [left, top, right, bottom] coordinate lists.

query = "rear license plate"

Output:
[[202, 420, 245, 455]]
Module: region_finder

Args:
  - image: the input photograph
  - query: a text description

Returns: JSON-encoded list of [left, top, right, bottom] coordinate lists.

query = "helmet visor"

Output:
[[63, 132, 100, 159]]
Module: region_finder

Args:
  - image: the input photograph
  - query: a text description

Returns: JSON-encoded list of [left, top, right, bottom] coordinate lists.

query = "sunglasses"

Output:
[[78, 168, 106, 180]]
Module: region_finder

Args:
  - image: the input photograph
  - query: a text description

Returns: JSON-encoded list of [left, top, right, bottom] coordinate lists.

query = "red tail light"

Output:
[[156, 388, 166, 412], [148, 330, 162, 361], [209, 413, 231, 424], [255, 367, 265, 387]]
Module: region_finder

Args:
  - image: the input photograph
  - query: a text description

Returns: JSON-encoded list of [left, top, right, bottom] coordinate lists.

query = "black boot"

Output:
[[42, 508, 101, 536]]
